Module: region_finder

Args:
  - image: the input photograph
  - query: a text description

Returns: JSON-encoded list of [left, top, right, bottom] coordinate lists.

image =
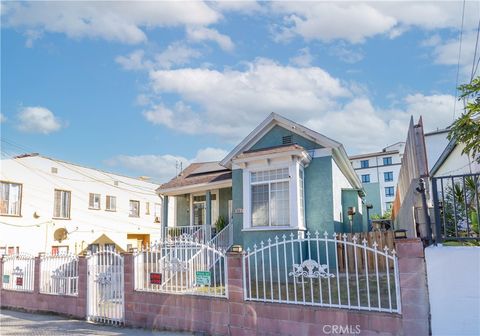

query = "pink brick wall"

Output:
[[0, 256, 87, 319], [1, 239, 430, 336]]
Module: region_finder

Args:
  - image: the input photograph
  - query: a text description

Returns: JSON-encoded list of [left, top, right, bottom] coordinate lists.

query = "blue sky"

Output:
[[1, 1, 479, 182]]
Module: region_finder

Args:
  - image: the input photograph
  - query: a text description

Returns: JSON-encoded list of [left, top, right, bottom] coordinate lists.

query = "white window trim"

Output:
[[242, 160, 306, 231]]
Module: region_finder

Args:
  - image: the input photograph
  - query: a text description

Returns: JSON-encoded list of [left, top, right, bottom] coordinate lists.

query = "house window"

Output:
[[54, 189, 71, 219], [251, 168, 290, 227], [51, 246, 68, 255], [383, 157, 392, 165], [385, 187, 395, 197], [154, 203, 162, 223], [386, 202, 393, 210], [0, 181, 22, 216], [129, 200, 140, 217], [104, 243, 115, 251], [360, 160, 369, 168], [87, 244, 99, 253], [361, 174, 370, 183], [384, 171, 394, 182], [89, 193, 101, 209], [145, 202, 150, 215], [106, 196, 116, 211]]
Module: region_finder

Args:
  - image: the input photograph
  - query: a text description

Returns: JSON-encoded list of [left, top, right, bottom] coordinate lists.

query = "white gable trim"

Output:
[[220, 113, 341, 169]]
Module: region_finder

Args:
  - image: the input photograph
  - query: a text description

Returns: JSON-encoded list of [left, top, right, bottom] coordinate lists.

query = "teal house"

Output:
[[157, 113, 364, 249]]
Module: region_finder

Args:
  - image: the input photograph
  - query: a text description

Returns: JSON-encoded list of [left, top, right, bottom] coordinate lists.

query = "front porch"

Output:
[[157, 162, 233, 249]]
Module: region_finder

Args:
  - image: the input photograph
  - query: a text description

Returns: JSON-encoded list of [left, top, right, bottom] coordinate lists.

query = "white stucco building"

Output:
[[349, 142, 405, 217], [0, 153, 165, 255]]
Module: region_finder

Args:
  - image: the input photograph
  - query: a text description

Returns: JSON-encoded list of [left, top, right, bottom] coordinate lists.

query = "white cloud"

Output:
[[155, 42, 202, 69], [2, 1, 221, 44], [106, 147, 229, 182], [141, 58, 455, 153], [428, 31, 479, 78], [211, 0, 262, 14], [270, 1, 479, 44], [187, 27, 234, 51], [146, 58, 349, 140], [329, 42, 364, 64], [116, 43, 202, 72], [0, 113, 6, 123], [115, 49, 152, 71], [289, 48, 313, 67], [17, 106, 64, 134]]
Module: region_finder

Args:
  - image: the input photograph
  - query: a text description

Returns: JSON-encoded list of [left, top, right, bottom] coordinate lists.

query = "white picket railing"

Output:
[[134, 238, 227, 298], [40, 253, 79, 296], [1, 253, 35, 292], [163, 225, 207, 242], [210, 222, 234, 252], [243, 232, 401, 314]]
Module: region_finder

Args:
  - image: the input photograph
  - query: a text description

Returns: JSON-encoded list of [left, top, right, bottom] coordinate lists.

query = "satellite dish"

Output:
[[54, 228, 68, 242]]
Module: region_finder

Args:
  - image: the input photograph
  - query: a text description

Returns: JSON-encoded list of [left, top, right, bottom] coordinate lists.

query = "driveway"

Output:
[[0, 309, 194, 336]]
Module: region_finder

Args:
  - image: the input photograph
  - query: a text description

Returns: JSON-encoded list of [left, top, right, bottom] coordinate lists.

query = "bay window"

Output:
[[251, 168, 290, 227]]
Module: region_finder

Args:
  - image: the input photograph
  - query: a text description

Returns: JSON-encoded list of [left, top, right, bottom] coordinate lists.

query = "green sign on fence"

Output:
[[2, 274, 10, 284], [195, 271, 211, 286]]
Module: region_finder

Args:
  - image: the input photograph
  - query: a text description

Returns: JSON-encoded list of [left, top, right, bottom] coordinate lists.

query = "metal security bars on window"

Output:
[[133, 237, 227, 298], [243, 232, 401, 313], [2, 253, 35, 292], [40, 253, 79, 296]]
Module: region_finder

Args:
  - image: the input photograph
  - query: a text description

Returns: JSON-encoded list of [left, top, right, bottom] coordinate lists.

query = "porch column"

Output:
[[206, 191, 212, 240], [162, 196, 168, 240]]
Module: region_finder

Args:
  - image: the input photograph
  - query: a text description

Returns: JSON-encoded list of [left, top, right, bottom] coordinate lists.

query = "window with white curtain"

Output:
[[0, 181, 22, 216], [251, 168, 290, 227], [89, 193, 101, 209], [54, 189, 71, 219]]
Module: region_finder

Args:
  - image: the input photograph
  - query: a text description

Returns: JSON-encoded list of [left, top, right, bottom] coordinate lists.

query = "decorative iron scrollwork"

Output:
[[289, 259, 335, 279], [163, 257, 188, 272], [95, 272, 112, 285]]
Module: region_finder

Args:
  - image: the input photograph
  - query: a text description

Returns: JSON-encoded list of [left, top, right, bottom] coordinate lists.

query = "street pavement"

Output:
[[0, 309, 195, 336]]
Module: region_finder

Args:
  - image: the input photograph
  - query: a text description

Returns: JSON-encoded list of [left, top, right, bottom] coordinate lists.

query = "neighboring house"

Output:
[[0, 154, 164, 255], [430, 139, 480, 177], [349, 142, 405, 222], [424, 128, 450, 173], [158, 113, 364, 248]]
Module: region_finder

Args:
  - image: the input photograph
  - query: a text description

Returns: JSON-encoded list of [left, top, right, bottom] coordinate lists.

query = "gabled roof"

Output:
[[220, 113, 362, 189], [157, 161, 232, 195], [429, 138, 457, 177], [220, 113, 340, 168]]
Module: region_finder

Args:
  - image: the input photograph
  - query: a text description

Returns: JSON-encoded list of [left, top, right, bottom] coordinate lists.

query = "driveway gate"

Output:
[[87, 250, 124, 325]]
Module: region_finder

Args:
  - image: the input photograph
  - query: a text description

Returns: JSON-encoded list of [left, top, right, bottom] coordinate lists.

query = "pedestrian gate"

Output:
[[87, 250, 124, 325]]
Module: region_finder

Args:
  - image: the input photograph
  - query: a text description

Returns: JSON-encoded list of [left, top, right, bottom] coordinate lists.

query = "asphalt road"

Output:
[[0, 309, 195, 336]]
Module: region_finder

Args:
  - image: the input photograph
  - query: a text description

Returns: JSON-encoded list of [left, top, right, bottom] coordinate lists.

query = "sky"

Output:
[[1, 1, 480, 183]]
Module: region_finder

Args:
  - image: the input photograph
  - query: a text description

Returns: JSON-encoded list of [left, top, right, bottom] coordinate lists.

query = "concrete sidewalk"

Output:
[[0, 309, 195, 336]]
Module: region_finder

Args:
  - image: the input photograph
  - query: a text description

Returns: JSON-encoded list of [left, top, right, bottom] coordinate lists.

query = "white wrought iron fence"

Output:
[[243, 232, 401, 313], [2, 253, 35, 292], [40, 253, 79, 296], [134, 238, 227, 297]]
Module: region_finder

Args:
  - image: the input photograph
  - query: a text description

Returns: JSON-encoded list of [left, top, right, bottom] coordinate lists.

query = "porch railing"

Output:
[[210, 222, 233, 252], [243, 231, 401, 313], [431, 173, 480, 243], [162, 225, 206, 242]]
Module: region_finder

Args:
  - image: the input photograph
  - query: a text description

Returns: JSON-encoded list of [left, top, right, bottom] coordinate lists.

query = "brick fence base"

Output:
[[0, 239, 430, 336]]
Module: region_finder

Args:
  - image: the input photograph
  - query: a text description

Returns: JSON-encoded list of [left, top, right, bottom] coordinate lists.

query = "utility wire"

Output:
[[470, 15, 480, 82], [453, 0, 467, 121]]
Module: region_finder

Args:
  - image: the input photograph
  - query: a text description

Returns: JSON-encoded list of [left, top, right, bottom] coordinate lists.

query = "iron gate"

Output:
[[87, 250, 124, 325]]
